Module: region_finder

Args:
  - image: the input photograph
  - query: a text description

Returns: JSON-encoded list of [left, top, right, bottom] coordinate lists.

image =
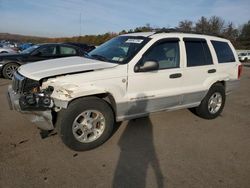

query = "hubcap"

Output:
[[6, 65, 18, 79], [72, 110, 105, 143], [208, 92, 222, 114]]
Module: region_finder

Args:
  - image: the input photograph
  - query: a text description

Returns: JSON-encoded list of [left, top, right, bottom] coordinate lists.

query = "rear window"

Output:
[[184, 39, 213, 67], [211, 41, 235, 63]]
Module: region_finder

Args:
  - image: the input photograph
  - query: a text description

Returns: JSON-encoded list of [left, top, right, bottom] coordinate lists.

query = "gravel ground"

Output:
[[0, 67, 250, 188]]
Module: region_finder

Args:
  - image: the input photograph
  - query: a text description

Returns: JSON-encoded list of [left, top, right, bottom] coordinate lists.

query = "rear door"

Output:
[[181, 38, 216, 106]]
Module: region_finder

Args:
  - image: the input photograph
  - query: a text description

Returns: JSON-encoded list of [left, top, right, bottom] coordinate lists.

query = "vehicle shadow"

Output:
[[112, 96, 164, 188]]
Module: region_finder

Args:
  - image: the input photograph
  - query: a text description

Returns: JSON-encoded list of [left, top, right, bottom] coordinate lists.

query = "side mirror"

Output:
[[134, 61, 159, 72]]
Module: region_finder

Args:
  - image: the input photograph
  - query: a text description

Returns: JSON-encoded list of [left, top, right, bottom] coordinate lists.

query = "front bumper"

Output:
[[7, 85, 54, 130]]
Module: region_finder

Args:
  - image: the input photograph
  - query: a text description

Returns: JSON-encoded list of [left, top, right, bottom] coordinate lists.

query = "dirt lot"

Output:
[[0, 67, 250, 188]]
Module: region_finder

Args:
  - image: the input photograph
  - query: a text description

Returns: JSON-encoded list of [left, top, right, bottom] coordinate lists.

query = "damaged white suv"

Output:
[[8, 32, 242, 151]]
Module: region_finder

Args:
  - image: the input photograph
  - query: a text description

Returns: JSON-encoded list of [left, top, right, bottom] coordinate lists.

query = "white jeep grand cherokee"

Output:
[[8, 32, 242, 151]]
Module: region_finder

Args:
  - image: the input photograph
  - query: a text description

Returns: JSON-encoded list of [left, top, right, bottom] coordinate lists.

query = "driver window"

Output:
[[37, 46, 57, 56], [143, 41, 180, 69]]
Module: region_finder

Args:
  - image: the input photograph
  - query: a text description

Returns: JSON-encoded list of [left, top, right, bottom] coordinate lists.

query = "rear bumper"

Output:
[[7, 85, 54, 130], [225, 80, 240, 95]]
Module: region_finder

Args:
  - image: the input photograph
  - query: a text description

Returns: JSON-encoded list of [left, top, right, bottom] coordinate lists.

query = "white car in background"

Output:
[[0, 47, 16, 54], [238, 52, 250, 62]]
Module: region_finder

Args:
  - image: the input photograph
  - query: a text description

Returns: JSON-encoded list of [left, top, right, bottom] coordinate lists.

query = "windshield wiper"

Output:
[[91, 54, 109, 62]]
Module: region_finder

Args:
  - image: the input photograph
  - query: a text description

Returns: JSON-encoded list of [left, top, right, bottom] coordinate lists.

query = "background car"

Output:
[[238, 52, 250, 62], [0, 43, 86, 79], [18, 43, 34, 51]]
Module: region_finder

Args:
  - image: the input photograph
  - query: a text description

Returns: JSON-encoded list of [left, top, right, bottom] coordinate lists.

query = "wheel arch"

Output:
[[67, 92, 117, 117], [52, 92, 118, 128], [2, 61, 21, 71]]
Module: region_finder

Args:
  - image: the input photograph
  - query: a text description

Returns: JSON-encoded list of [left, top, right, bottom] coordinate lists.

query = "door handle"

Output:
[[208, 69, 216, 73], [169, 73, 182, 79]]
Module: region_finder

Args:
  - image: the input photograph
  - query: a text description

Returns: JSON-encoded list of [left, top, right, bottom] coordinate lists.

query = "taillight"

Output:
[[238, 64, 243, 79]]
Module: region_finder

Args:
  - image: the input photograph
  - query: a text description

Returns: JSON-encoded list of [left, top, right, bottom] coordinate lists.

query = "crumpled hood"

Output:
[[18, 56, 118, 80]]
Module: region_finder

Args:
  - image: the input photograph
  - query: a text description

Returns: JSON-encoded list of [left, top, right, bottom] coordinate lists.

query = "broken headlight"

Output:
[[19, 78, 54, 111], [22, 78, 41, 93]]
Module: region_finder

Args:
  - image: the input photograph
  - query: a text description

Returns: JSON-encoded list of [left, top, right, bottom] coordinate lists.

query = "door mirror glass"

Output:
[[135, 61, 159, 72]]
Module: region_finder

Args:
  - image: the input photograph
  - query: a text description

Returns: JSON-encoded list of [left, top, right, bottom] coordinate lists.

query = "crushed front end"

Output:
[[7, 71, 55, 130]]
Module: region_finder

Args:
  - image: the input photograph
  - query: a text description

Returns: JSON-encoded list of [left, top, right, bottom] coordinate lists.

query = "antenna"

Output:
[[79, 13, 82, 36]]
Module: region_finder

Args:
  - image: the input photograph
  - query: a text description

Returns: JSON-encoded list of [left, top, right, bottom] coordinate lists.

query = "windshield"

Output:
[[88, 36, 150, 64], [21, 45, 40, 54]]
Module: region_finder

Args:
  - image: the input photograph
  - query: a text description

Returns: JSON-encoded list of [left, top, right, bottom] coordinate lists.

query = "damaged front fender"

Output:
[[49, 83, 108, 109]]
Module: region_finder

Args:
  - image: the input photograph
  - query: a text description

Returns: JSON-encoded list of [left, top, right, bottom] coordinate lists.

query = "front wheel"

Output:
[[3, 63, 19, 79], [195, 83, 226, 119], [56, 97, 114, 151]]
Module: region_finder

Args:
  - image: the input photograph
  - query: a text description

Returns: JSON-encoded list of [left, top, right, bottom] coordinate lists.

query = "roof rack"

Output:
[[151, 28, 225, 38], [153, 28, 181, 33], [153, 28, 205, 35]]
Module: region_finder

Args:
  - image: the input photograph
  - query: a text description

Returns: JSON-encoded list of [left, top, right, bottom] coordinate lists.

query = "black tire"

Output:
[[0, 51, 8, 53], [56, 97, 114, 151], [2, 62, 19, 79], [194, 83, 225, 119]]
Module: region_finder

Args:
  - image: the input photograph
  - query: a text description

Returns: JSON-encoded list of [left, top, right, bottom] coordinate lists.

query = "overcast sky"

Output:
[[0, 0, 249, 37]]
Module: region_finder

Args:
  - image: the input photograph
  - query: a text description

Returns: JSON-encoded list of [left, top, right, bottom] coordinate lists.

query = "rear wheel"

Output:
[[3, 63, 19, 79], [194, 83, 225, 119], [57, 97, 114, 151]]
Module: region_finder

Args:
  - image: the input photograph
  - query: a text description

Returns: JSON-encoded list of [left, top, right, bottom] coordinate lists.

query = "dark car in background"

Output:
[[0, 43, 86, 79]]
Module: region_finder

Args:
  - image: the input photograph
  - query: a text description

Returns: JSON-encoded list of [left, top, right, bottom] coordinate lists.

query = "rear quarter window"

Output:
[[211, 41, 235, 63]]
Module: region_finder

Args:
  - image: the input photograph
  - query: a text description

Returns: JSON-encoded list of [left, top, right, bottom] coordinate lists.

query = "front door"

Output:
[[126, 38, 184, 118]]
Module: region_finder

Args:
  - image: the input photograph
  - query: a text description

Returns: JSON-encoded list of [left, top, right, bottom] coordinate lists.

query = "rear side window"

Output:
[[184, 39, 213, 67], [211, 41, 235, 63], [60, 46, 77, 55]]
